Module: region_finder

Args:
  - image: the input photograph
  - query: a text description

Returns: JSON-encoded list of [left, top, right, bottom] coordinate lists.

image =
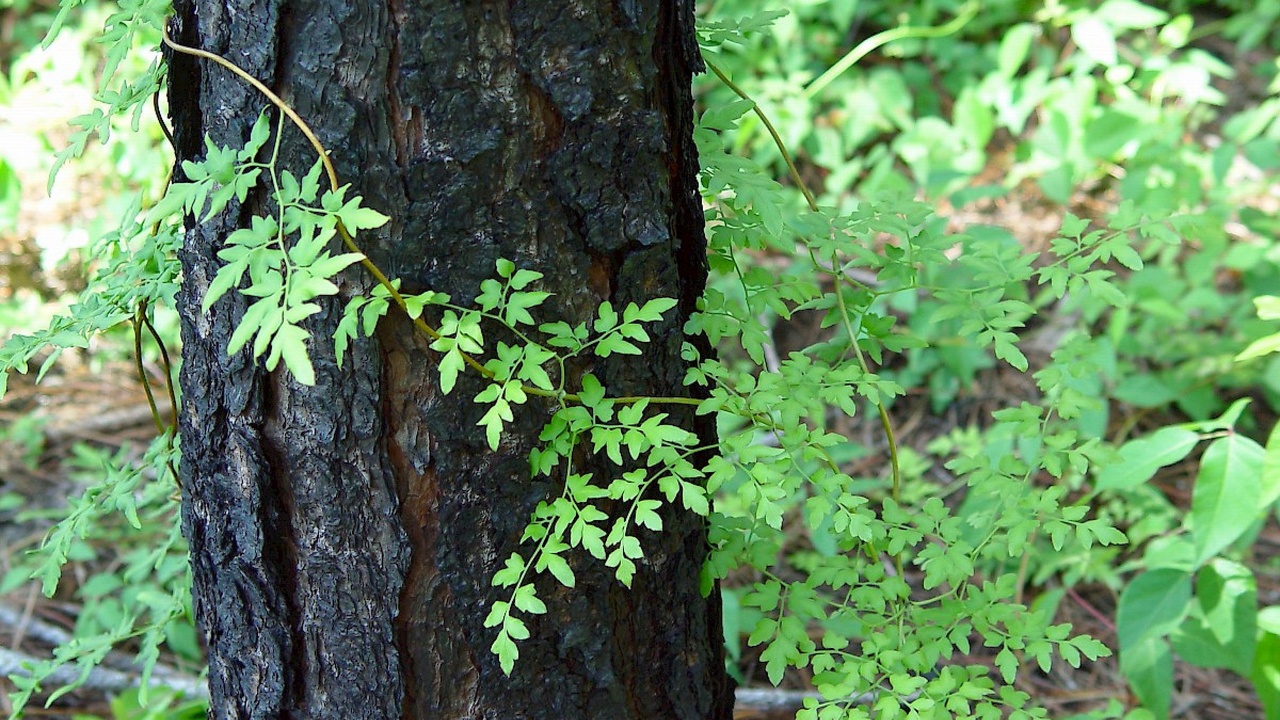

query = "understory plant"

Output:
[[6, 1, 1280, 720]]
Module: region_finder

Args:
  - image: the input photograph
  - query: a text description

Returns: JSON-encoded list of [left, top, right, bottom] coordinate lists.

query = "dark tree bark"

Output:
[[168, 1, 732, 719]]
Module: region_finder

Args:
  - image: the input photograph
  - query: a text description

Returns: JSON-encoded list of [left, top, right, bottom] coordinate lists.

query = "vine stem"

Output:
[[161, 30, 334, 188], [161, 29, 698, 408], [705, 61, 815, 211], [803, 3, 978, 99], [132, 299, 179, 487], [160, 30, 442, 343], [704, 58, 904, 519], [136, 90, 181, 484]]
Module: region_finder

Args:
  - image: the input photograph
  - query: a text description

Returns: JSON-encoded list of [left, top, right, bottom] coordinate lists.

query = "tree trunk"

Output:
[[168, 1, 732, 718]]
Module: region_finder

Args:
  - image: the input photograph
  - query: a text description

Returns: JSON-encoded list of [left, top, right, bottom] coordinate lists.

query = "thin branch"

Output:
[[804, 3, 978, 99], [0, 646, 207, 700]]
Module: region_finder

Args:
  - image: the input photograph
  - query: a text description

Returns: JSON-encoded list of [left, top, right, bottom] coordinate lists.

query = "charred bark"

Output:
[[169, 1, 732, 718]]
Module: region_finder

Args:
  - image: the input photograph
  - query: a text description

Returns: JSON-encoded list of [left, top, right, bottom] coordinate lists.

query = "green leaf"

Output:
[[309, 252, 365, 279], [202, 261, 248, 313], [994, 648, 1018, 684], [1096, 0, 1168, 29], [1238, 333, 1280, 362], [1262, 422, 1280, 509], [491, 629, 518, 675], [283, 302, 321, 324], [294, 157, 323, 202], [517, 353, 554, 391], [243, 108, 273, 158], [336, 196, 390, 232], [1257, 296, 1280, 321], [629, 297, 678, 322], [594, 302, 618, 333], [505, 291, 551, 327], [484, 601, 509, 628], [1172, 559, 1256, 675], [1120, 636, 1172, 720], [617, 398, 648, 427], [1251, 631, 1280, 720], [227, 296, 277, 357], [361, 296, 390, 335], [438, 349, 464, 395], [578, 373, 606, 412], [541, 320, 586, 351], [288, 274, 340, 305], [243, 268, 285, 298], [1110, 239, 1144, 271], [478, 398, 513, 450], [287, 221, 324, 265], [759, 615, 805, 686], [1059, 213, 1089, 238], [509, 268, 543, 290], [1072, 635, 1111, 662], [1117, 568, 1191, 650], [492, 554, 525, 587], [1085, 109, 1142, 162], [1112, 374, 1177, 408], [1189, 435, 1265, 564], [596, 334, 642, 358], [513, 585, 547, 615], [680, 481, 710, 516], [997, 23, 1037, 78], [235, 168, 263, 203], [634, 499, 663, 531], [540, 552, 576, 588], [274, 324, 316, 386], [1200, 560, 1257, 648], [246, 311, 287, 357], [573, 517, 607, 559], [620, 534, 643, 560], [992, 336, 1028, 372], [456, 313, 485, 353], [1072, 15, 1118, 66], [699, 99, 755, 130], [504, 615, 530, 642], [697, 9, 787, 49], [204, 182, 240, 222], [403, 290, 448, 319], [476, 278, 504, 312], [475, 383, 503, 404], [1095, 427, 1200, 492], [606, 548, 636, 587]]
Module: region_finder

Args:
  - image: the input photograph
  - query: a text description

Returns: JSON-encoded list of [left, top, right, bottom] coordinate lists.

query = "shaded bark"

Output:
[[169, 1, 732, 718]]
